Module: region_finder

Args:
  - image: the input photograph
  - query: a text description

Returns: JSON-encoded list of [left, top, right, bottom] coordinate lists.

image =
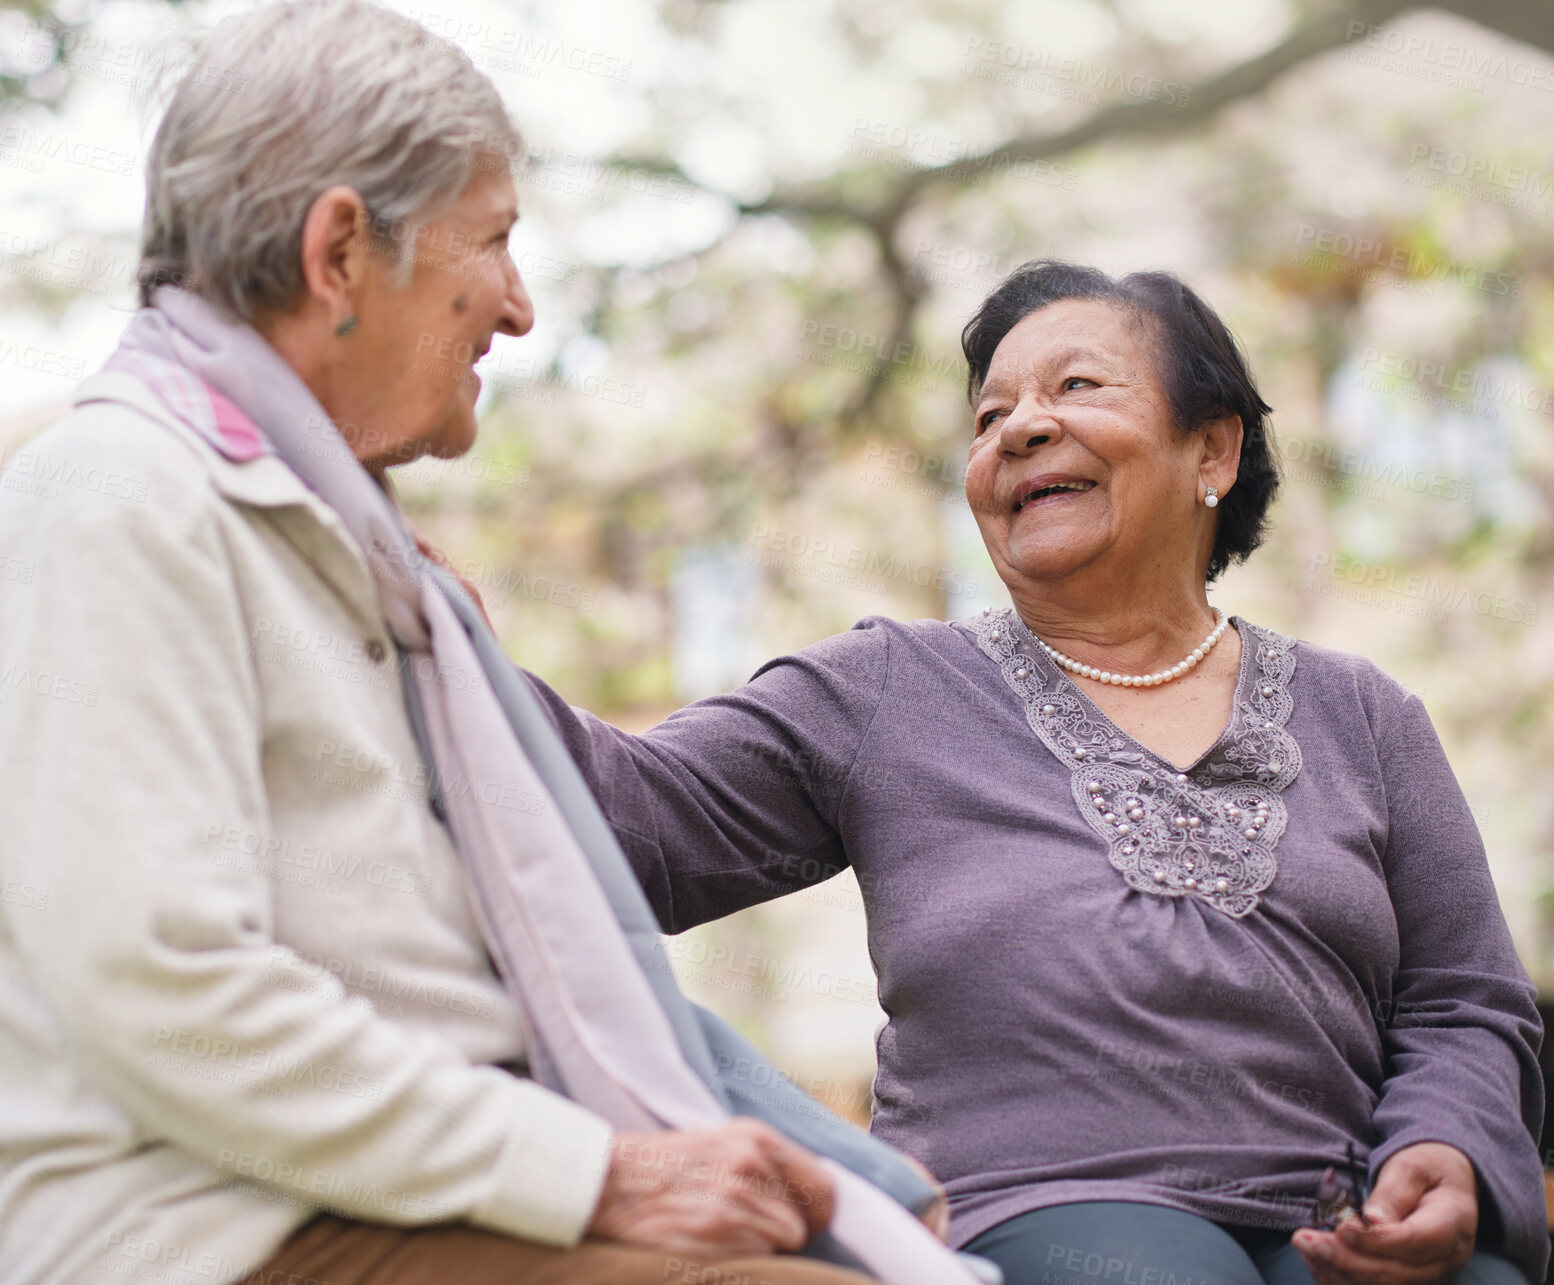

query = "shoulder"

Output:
[[1247, 620, 1420, 742], [759, 614, 978, 676], [0, 394, 248, 622], [735, 616, 980, 723], [2, 386, 224, 536]]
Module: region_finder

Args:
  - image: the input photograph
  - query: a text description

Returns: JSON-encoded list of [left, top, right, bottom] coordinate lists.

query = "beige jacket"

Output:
[[0, 369, 613, 1285]]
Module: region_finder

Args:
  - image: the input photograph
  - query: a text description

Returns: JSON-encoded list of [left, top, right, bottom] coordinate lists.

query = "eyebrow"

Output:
[[1041, 344, 1112, 368], [978, 344, 1115, 397]]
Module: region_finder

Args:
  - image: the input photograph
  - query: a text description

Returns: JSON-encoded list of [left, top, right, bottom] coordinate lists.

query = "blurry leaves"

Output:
[[0, 0, 81, 109]]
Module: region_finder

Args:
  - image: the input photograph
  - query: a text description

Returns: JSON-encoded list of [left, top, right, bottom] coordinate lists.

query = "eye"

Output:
[[1062, 376, 1096, 391], [974, 407, 1006, 436]]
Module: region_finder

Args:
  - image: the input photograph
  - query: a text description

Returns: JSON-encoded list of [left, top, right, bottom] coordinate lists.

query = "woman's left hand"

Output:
[[1292, 1142, 1478, 1285]]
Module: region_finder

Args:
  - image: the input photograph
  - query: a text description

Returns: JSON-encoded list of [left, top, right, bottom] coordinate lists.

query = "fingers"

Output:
[[1333, 1196, 1469, 1268], [1323, 1143, 1478, 1277], [1366, 1143, 1478, 1228], [745, 1121, 837, 1237], [620, 1196, 801, 1259], [590, 1123, 833, 1258], [1365, 1151, 1434, 1226], [1295, 1227, 1452, 1285], [1294, 1200, 1475, 1285], [709, 1178, 811, 1255], [1289, 1142, 1480, 1284]]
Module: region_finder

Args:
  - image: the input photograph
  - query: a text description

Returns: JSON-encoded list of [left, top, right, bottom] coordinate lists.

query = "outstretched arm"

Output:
[[522, 622, 893, 933]]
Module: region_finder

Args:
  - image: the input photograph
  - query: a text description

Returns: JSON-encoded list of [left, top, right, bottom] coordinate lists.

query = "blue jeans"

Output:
[[963, 1202, 1527, 1285]]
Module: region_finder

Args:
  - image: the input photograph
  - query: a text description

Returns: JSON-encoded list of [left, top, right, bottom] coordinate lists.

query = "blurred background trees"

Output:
[[3, 0, 1553, 1102]]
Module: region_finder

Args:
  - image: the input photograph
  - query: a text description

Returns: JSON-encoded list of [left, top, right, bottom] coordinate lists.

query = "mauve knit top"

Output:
[[525, 610, 1546, 1282]]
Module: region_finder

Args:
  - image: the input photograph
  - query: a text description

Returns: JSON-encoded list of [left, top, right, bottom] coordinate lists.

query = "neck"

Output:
[[255, 304, 330, 400], [1005, 572, 1217, 676], [257, 305, 388, 473]]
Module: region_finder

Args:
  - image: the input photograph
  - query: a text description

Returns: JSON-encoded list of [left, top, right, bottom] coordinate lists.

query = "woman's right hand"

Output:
[[1291, 1142, 1478, 1285], [588, 1119, 836, 1256]]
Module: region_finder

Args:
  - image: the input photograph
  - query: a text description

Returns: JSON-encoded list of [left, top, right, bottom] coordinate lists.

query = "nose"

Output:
[[496, 260, 534, 338], [997, 395, 1061, 457]]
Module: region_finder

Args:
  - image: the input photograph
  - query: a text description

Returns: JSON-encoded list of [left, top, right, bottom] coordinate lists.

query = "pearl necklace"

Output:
[[1028, 609, 1229, 688]]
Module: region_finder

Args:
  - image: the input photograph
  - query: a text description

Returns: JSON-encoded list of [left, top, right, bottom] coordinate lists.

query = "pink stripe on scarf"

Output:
[[104, 347, 269, 463]]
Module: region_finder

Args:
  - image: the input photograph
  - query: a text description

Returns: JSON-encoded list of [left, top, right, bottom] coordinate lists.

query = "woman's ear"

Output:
[[296, 185, 372, 326], [1199, 412, 1243, 495]]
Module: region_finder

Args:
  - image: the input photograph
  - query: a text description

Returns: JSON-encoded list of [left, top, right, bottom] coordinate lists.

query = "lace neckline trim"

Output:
[[969, 608, 1303, 918]]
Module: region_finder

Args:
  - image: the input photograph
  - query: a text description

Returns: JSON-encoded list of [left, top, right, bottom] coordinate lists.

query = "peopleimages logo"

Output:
[[1293, 226, 1521, 298], [1407, 145, 1554, 199], [0, 123, 135, 176], [747, 524, 979, 598], [796, 320, 962, 383], [1307, 553, 1539, 625], [0, 338, 88, 380], [216, 1149, 445, 1219], [399, 12, 633, 82], [0, 233, 139, 296], [0, 665, 99, 708], [1344, 21, 1554, 92], [1281, 438, 1474, 504], [961, 36, 1192, 108], [1356, 347, 1554, 415], [847, 117, 976, 167]]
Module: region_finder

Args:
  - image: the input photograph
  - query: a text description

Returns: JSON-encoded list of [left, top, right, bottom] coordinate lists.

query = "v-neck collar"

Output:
[[967, 606, 1303, 918], [1003, 613, 1254, 775]]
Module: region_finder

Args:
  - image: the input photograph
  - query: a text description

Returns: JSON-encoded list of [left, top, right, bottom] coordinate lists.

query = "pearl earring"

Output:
[[1203, 485, 1219, 509]]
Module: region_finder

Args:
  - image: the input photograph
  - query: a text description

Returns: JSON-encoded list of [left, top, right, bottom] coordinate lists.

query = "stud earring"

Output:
[[1203, 485, 1219, 509], [335, 316, 359, 338]]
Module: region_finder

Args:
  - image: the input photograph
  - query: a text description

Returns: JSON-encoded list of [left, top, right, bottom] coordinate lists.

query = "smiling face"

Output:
[[339, 165, 533, 470], [964, 297, 1219, 601]]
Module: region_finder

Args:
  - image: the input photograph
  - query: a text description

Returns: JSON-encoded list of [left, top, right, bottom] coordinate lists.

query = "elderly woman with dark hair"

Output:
[[525, 261, 1547, 1285]]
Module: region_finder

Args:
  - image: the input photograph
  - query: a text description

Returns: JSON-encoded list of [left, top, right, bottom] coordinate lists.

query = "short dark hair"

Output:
[[960, 259, 1278, 583]]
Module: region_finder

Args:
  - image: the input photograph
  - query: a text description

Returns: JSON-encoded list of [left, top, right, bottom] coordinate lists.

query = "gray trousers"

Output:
[[964, 1201, 1527, 1285]]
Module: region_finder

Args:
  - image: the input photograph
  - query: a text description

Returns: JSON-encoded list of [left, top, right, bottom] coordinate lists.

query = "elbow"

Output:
[[620, 837, 681, 933]]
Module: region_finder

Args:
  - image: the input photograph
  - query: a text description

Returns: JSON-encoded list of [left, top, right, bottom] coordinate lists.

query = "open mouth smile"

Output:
[[1012, 477, 1097, 513]]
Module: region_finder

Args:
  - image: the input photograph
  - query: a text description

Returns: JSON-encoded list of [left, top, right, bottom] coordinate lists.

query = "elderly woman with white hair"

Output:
[[0, 4, 963, 1284]]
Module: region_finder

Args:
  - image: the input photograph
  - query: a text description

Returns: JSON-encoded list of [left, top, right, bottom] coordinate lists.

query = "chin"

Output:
[[426, 407, 480, 461], [1002, 535, 1097, 583]]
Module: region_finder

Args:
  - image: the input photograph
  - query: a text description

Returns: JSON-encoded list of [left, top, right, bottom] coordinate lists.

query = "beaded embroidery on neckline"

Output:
[[970, 607, 1302, 918]]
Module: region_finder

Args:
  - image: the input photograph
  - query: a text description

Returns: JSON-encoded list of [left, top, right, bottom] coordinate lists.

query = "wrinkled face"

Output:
[[964, 298, 1204, 592], [347, 166, 533, 470]]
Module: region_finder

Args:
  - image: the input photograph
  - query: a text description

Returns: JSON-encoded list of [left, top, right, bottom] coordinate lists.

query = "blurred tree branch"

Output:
[[1430, 0, 1554, 54], [610, 0, 1554, 438]]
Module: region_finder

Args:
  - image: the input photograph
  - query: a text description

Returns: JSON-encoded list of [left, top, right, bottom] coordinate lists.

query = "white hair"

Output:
[[138, 0, 523, 320]]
